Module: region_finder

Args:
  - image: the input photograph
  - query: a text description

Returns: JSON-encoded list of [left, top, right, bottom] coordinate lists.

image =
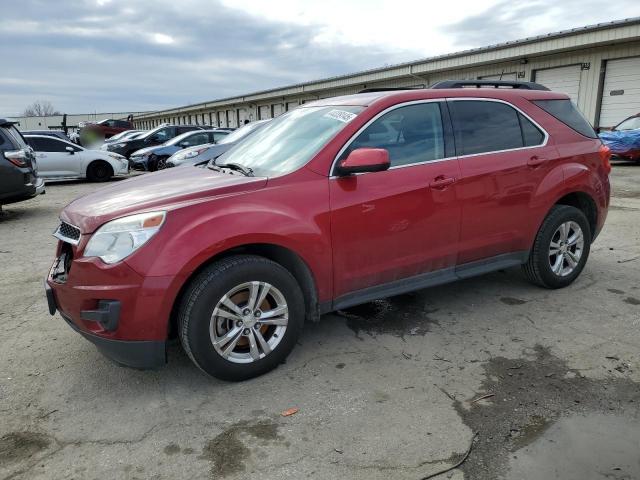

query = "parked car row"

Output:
[[43, 81, 613, 381]]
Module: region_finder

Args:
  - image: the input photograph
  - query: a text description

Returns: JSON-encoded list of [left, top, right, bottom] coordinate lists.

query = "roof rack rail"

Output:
[[430, 80, 549, 91], [358, 86, 425, 93]]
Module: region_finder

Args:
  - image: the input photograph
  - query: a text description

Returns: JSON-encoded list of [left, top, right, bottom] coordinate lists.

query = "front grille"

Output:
[[54, 221, 81, 245]]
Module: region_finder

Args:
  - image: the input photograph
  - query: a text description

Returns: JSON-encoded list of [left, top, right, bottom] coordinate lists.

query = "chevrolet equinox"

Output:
[[45, 81, 611, 381]]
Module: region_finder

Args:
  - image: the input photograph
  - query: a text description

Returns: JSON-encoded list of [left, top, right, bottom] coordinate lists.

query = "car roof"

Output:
[[24, 134, 74, 142], [305, 87, 569, 108]]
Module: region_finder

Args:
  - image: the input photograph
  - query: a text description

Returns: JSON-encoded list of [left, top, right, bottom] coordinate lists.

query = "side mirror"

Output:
[[336, 148, 390, 176], [65, 146, 75, 154], [179, 141, 189, 148]]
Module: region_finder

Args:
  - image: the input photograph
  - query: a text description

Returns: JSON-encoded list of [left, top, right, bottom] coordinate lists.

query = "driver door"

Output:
[[329, 101, 462, 300]]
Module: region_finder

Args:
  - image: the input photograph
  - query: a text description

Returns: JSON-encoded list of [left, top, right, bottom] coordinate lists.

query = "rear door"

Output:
[[330, 101, 462, 299], [448, 98, 551, 265]]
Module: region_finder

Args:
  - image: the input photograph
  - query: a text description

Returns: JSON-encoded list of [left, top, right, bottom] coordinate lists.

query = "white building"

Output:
[[132, 18, 640, 131]]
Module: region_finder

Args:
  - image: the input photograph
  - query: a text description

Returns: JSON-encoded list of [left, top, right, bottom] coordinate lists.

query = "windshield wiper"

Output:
[[213, 162, 254, 176]]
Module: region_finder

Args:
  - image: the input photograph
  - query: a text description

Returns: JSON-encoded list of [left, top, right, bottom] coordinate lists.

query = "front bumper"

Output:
[[44, 243, 175, 369], [129, 156, 150, 171], [45, 281, 166, 368]]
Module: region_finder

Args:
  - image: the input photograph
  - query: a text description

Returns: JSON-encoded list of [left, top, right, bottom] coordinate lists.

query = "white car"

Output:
[[24, 135, 129, 182]]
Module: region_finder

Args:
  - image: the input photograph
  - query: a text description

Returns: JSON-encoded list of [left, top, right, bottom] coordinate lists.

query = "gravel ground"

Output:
[[1, 162, 639, 480]]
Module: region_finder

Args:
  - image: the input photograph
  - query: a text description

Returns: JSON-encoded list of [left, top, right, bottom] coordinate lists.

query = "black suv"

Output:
[[104, 124, 205, 158], [0, 119, 45, 207]]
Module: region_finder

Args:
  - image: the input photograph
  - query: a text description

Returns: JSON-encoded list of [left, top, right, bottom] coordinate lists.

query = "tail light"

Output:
[[599, 144, 611, 174], [3, 149, 28, 168]]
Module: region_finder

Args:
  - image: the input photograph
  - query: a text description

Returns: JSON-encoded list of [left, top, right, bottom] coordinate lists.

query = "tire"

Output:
[[86, 160, 114, 182], [178, 255, 305, 381], [523, 205, 591, 288], [154, 155, 169, 171]]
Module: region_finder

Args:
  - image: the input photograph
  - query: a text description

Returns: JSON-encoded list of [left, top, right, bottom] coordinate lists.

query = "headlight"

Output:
[[84, 211, 166, 264], [175, 147, 208, 161], [108, 153, 126, 162]]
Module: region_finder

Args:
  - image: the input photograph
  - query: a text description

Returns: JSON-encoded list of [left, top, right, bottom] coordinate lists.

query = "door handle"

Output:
[[429, 176, 456, 189], [527, 155, 547, 167]]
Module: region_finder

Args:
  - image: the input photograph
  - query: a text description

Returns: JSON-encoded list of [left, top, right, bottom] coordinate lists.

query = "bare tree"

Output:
[[23, 100, 61, 117]]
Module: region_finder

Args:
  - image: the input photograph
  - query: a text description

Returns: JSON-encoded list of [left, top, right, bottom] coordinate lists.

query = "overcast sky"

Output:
[[3, 0, 640, 116]]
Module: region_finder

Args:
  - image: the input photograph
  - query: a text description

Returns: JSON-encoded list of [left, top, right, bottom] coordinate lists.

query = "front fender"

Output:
[[124, 174, 333, 302]]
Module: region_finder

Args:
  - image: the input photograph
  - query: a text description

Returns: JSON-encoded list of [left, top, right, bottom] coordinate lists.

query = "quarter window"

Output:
[[345, 103, 445, 167], [450, 100, 526, 156]]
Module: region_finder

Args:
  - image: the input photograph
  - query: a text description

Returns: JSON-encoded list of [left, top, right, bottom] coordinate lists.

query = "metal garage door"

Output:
[[226, 110, 237, 128], [238, 108, 248, 125], [479, 73, 517, 81], [535, 65, 581, 102], [259, 105, 271, 120], [273, 104, 285, 117], [286, 101, 298, 111], [599, 57, 640, 129]]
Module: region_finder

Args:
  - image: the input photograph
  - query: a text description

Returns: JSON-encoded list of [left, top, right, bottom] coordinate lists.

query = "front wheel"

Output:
[[178, 255, 305, 381], [523, 205, 591, 288], [86, 160, 113, 182]]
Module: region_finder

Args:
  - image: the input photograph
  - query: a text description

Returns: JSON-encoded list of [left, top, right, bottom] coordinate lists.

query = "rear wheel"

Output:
[[178, 255, 305, 381], [523, 205, 591, 288], [86, 160, 113, 182]]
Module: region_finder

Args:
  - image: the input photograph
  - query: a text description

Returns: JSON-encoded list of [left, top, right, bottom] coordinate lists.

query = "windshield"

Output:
[[615, 116, 640, 131], [219, 121, 268, 145], [165, 131, 201, 146], [139, 126, 165, 140], [212, 106, 364, 176]]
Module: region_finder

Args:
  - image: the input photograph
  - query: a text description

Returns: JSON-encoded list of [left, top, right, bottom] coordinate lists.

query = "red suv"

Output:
[[45, 82, 611, 381]]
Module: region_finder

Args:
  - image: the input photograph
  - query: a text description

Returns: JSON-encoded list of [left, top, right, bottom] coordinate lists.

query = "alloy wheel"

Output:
[[548, 221, 584, 277], [209, 281, 288, 364]]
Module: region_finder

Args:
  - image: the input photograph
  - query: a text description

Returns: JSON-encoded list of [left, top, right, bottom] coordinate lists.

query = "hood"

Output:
[[61, 167, 267, 233], [130, 145, 159, 156], [170, 142, 233, 165]]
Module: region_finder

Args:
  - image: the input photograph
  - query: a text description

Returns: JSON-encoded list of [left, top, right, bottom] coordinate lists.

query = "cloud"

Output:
[[3, 0, 640, 116], [442, 0, 640, 48], [1, 0, 414, 115]]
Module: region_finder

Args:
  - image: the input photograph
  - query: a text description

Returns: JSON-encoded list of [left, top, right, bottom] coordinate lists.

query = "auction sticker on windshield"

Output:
[[324, 109, 357, 123]]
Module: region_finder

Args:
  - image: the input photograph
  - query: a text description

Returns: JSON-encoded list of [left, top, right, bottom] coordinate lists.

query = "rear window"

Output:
[[533, 99, 597, 138], [3, 125, 29, 150]]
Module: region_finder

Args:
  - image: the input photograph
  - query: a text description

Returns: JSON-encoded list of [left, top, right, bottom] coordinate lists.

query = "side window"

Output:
[[41, 138, 71, 152], [178, 126, 197, 134], [25, 137, 42, 150], [519, 113, 545, 146], [153, 128, 173, 142], [346, 103, 445, 167], [449, 100, 524, 156], [182, 133, 209, 146], [211, 132, 228, 143]]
